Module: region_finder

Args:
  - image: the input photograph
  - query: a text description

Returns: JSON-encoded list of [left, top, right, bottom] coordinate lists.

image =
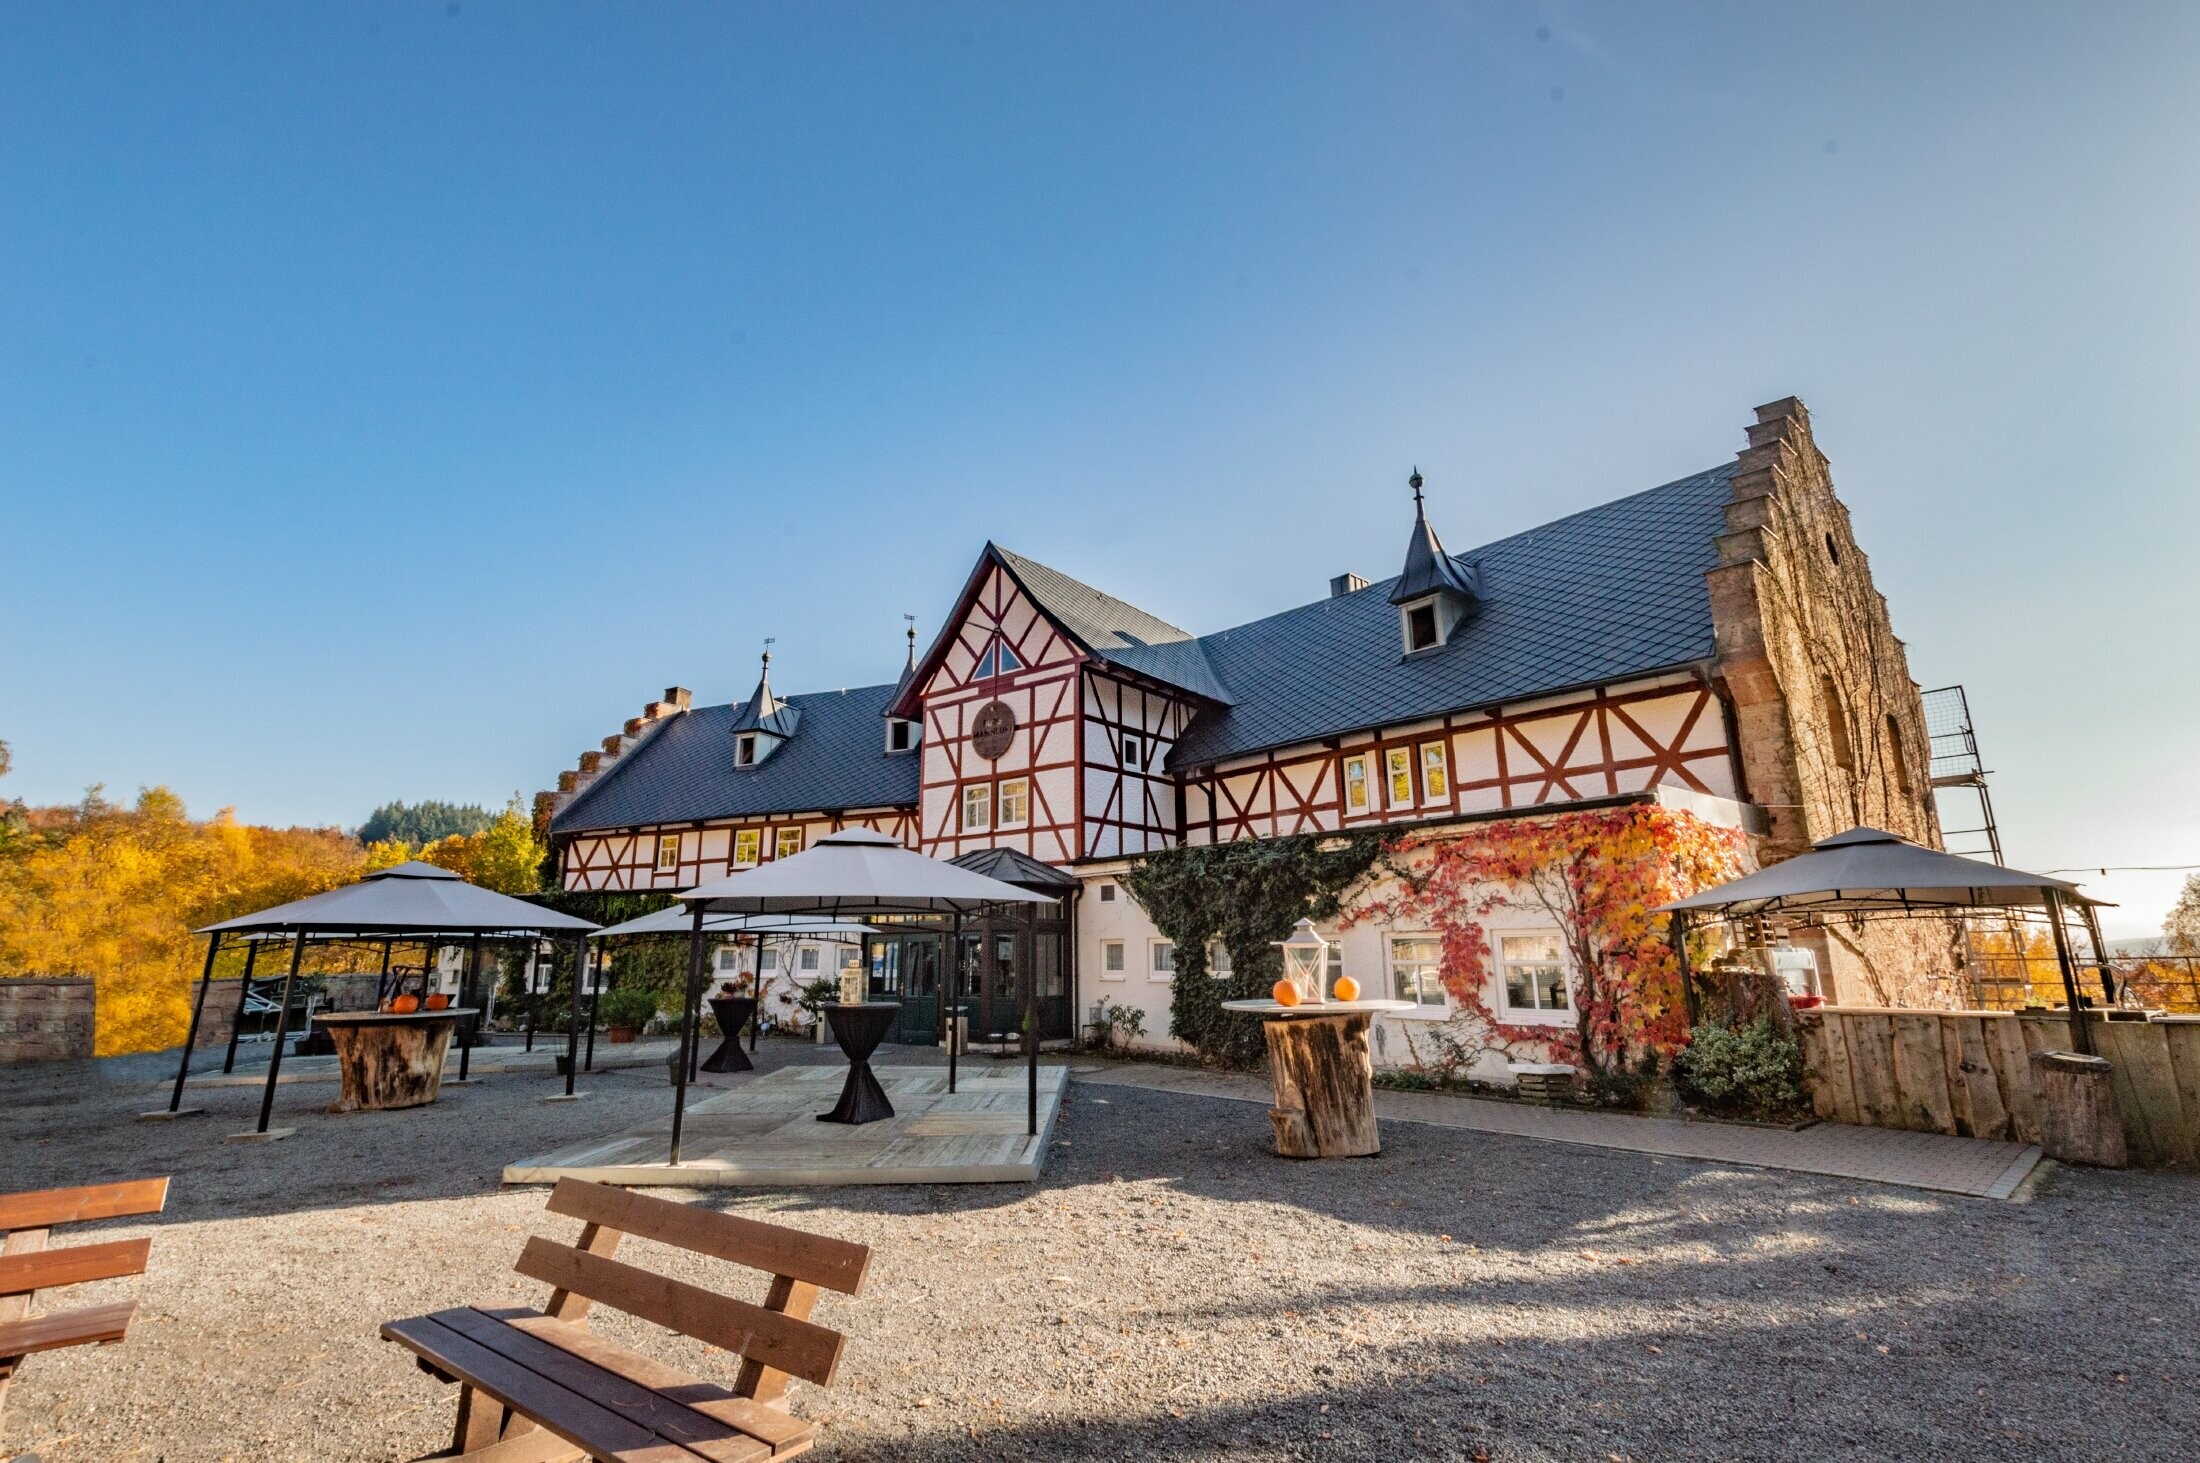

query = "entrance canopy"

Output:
[[679, 828, 1059, 917], [1658, 828, 2108, 919], [199, 861, 599, 936]]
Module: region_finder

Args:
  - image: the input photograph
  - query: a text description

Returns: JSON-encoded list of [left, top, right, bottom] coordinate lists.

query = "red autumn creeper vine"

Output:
[[1348, 806, 1747, 1076]]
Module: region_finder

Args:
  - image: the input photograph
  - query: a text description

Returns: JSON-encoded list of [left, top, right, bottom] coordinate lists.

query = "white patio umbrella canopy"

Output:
[[679, 828, 1058, 916], [198, 861, 598, 935], [1657, 827, 2103, 918]]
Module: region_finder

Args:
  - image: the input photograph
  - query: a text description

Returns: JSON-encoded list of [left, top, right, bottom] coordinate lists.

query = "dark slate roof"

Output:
[[994, 546, 1233, 704], [1164, 464, 1736, 769], [551, 682, 918, 834]]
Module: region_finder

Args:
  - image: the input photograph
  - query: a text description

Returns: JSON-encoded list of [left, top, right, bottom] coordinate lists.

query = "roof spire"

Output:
[[903, 614, 917, 671], [1388, 466, 1484, 609]]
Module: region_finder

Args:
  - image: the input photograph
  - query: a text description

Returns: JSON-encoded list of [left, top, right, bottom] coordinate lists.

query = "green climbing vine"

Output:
[[1122, 832, 1391, 1068]]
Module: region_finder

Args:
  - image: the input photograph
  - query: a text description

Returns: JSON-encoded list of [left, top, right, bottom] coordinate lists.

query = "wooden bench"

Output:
[[382, 1178, 872, 1462], [0, 1177, 169, 1432]]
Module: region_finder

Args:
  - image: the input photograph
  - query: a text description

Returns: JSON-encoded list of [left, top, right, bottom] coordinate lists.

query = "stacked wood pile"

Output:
[[1797, 1007, 2200, 1168]]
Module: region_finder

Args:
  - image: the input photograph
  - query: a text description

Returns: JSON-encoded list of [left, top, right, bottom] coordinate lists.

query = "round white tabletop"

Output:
[[1219, 999, 1418, 1017]]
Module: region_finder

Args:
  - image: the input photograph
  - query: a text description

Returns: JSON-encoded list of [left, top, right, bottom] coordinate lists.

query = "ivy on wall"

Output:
[[1123, 832, 1390, 1067], [1350, 805, 1747, 1077]]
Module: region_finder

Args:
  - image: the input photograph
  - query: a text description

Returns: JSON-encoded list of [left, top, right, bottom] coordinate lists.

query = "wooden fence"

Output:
[[1795, 1007, 2200, 1168]]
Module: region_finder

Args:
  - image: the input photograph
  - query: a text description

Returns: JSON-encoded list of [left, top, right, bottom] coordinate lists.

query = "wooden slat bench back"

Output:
[[380, 1179, 873, 1462], [0, 1176, 169, 1437], [0, 1177, 169, 1235]]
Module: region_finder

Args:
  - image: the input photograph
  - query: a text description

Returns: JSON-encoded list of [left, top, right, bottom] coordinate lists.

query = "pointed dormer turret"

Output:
[[731, 644, 800, 767], [1388, 468, 1482, 654], [884, 616, 922, 754]]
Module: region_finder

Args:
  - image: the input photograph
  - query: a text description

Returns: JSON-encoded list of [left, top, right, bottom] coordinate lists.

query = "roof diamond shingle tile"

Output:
[[553, 683, 917, 834]]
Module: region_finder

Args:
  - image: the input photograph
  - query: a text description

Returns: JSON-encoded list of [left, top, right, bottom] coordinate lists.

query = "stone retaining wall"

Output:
[[0, 977, 96, 1064], [189, 973, 383, 1050]]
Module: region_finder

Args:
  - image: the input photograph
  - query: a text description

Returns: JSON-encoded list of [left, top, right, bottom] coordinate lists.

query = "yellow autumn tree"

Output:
[[0, 787, 365, 1055]]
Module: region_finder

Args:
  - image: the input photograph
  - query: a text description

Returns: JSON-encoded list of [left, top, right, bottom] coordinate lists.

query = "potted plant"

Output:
[[598, 987, 658, 1044]]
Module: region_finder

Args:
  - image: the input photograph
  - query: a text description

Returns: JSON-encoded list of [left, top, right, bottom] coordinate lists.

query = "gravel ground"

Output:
[[3, 1041, 2196, 1463]]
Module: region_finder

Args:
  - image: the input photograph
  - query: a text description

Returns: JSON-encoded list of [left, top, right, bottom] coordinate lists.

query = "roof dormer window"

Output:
[[1404, 600, 1440, 653], [886, 718, 920, 754], [1389, 469, 1482, 658], [736, 733, 759, 766]]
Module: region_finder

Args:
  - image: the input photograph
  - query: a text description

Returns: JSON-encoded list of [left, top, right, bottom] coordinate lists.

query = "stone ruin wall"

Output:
[[1709, 397, 1960, 1008]]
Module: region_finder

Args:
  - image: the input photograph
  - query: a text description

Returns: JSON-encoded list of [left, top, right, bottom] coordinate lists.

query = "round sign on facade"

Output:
[[971, 700, 1017, 761]]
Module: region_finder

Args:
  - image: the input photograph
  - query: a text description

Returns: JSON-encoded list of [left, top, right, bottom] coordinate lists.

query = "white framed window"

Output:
[[715, 946, 741, 973], [1497, 932, 1570, 1018], [732, 828, 761, 867], [1098, 882, 1117, 902], [1419, 742, 1449, 802], [799, 946, 820, 972], [1121, 734, 1143, 769], [1389, 935, 1446, 1009], [961, 783, 992, 832], [775, 826, 805, 860], [997, 777, 1029, 829], [736, 733, 759, 766], [1385, 747, 1415, 809], [1342, 754, 1371, 815], [655, 834, 680, 871], [839, 947, 861, 972], [1101, 939, 1126, 979], [1149, 939, 1175, 982], [1208, 940, 1232, 979], [759, 948, 778, 972], [887, 718, 919, 753]]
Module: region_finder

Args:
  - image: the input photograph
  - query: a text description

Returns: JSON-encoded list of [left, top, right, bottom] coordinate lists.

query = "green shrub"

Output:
[[596, 986, 660, 1031], [1674, 1019, 1805, 1116]]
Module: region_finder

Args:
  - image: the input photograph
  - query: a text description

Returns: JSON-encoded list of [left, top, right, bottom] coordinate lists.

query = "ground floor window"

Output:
[[1150, 939, 1175, 981], [1208, 940, 1232, 979], [1101, 939, 1125, 978], [1389, 935, 1446, 1008], [1497, 932, 1569, 1014]]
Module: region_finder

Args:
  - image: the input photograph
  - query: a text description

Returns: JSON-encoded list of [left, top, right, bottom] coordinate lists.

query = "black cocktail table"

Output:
[[817, 1001, 901, 1125], [702, 995, 758, 1073]]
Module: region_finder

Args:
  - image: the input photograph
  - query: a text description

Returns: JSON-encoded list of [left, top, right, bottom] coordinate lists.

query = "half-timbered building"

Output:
[[537, 397, 1949, 1073]]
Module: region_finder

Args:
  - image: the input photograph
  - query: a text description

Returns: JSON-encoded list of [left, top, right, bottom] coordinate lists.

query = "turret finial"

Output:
[[1409, 467, 1424, 508], [762, 638, 774, 673], [903, 614, 917, 667]]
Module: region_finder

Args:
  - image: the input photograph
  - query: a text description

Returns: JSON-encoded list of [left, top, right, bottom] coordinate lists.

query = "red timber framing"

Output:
[[914, 562, 1084, 864], [557, 807, 918, 892], [1182, 675, 1739, 846], [1080, 669, 1192, 859]]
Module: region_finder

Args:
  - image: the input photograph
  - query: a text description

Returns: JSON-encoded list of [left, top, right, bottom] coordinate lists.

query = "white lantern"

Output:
[[1274, 918, 1329, 1005]]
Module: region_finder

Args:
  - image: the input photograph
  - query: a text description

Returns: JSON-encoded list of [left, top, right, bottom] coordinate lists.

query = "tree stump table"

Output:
[[316, 1009, 473, 1113], [1220, 999, 1415, 1158]]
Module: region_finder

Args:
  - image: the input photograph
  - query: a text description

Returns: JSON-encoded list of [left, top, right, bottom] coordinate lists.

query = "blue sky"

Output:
[[2, 3, 2194, 935]]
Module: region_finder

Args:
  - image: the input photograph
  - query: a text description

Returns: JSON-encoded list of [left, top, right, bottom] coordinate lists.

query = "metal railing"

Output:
[[1961, 951, 2200, 1016]]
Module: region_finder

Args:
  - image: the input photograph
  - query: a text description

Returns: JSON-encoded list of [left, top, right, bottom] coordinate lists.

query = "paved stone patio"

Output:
[[1073, 1060, 2045, 1199]]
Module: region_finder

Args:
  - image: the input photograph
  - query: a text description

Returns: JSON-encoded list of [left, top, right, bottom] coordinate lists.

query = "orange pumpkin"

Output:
[[1271, 979, 1302, 1008], [391, 994, 421, 1014], [424, 993, 450, 1011], [1332, 975, 1361, 1002]]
